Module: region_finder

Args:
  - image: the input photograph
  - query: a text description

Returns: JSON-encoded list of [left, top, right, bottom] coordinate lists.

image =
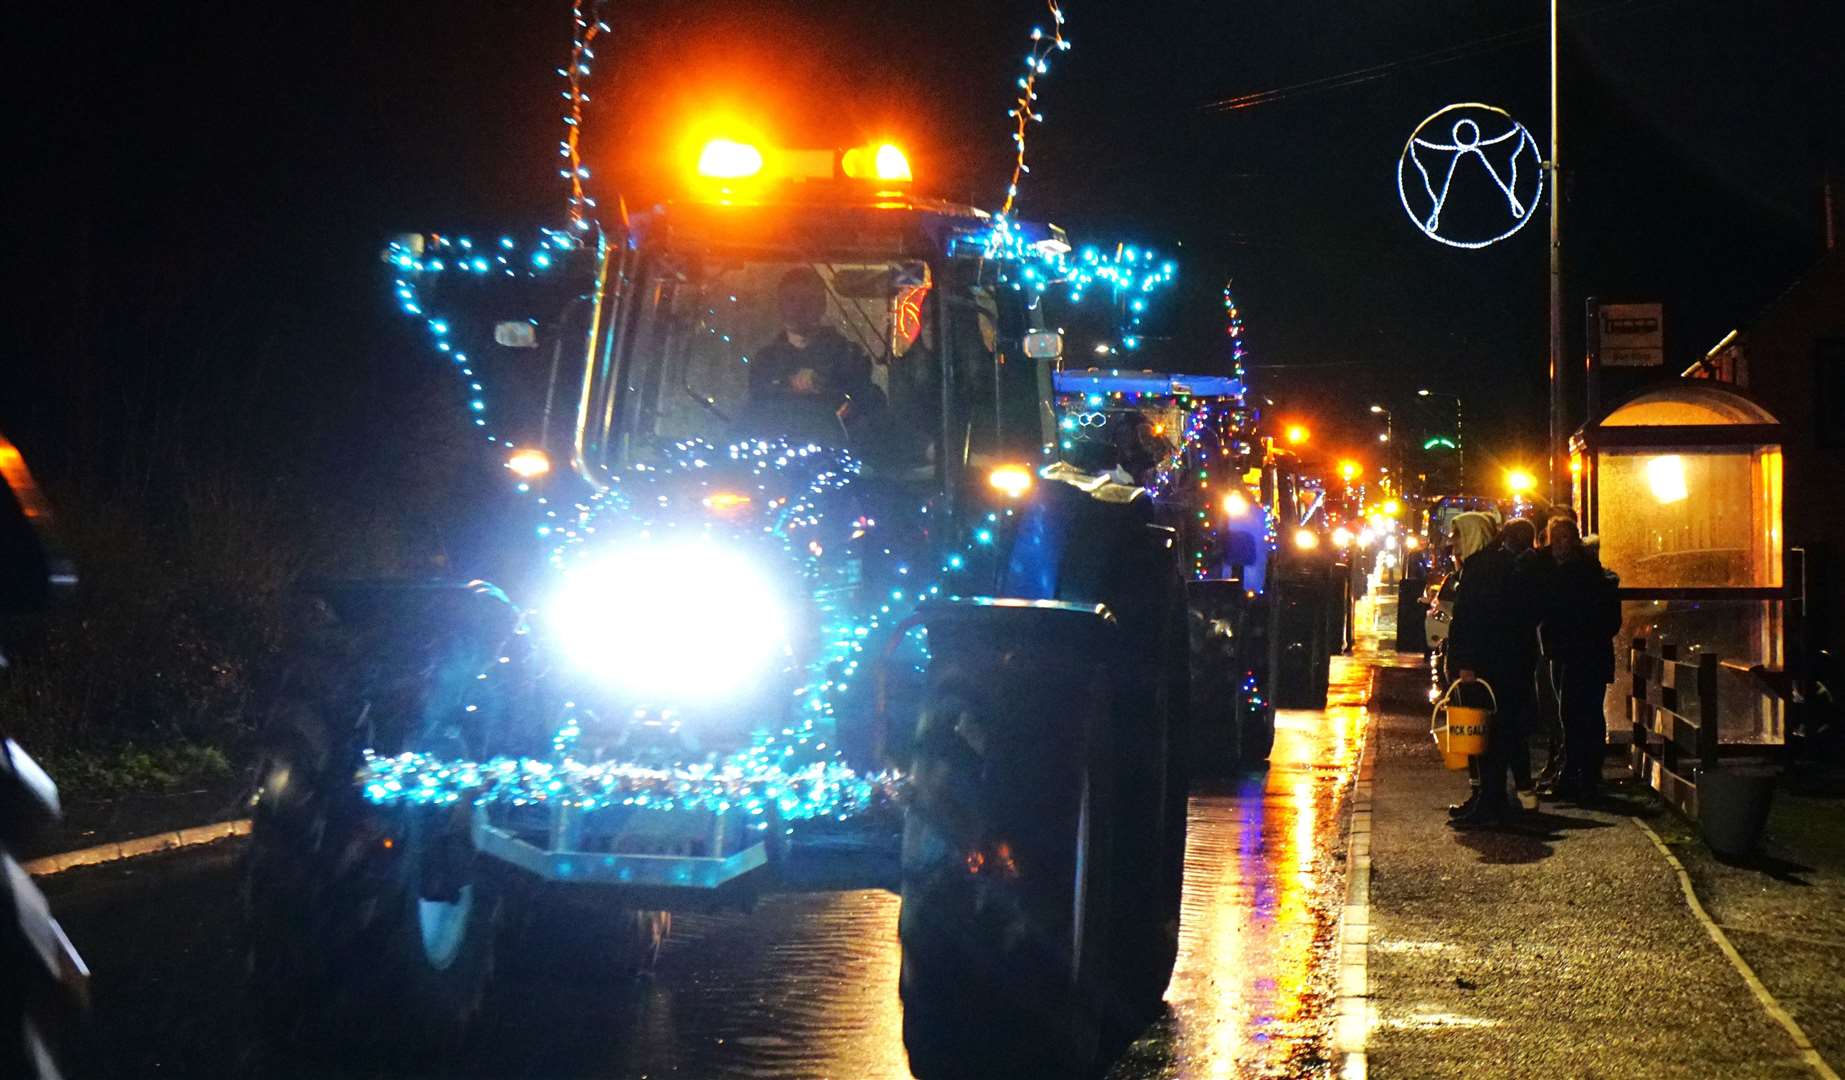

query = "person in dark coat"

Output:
[[743, 267, 882, 445], [1444, 513, 1539, 828], [1537, 517, 1622, 801]]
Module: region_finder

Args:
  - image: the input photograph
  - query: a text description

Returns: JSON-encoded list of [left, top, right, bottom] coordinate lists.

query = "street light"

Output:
[[1416, 389, 1465, 490], [1506, 468, 1538, 497], [1284, 423, 1311, 446]]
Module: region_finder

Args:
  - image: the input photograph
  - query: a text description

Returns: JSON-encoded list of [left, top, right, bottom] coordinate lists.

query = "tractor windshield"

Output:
[[608, 252, 977, 474]]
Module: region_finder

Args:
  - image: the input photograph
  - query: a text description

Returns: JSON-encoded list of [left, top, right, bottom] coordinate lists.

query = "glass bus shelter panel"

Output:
[[1594, 446, 1783, 590], [1608, 598, 1785, 745]]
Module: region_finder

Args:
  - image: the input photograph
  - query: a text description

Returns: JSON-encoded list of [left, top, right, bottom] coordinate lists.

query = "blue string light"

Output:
[[360, 436, 1013, 827]]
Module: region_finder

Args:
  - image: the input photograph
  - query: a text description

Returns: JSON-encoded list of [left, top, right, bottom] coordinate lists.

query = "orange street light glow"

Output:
[[1338, 460, 1361, 482], [1284, 424, 1311, 446], [1505, 468, 1538, 495]]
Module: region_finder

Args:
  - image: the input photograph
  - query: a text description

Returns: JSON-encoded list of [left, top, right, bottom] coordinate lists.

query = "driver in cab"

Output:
[[748, 267, 880, 435]]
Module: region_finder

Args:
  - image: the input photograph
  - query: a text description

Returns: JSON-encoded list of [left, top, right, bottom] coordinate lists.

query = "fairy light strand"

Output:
[[997, 2, 1070, 221], [559, 0, 611, 233]]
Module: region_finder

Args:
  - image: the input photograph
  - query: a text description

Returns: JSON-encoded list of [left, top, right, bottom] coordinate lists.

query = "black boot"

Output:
[[1447, 788, 1481, 818], [1449, 796, 1508, 829]]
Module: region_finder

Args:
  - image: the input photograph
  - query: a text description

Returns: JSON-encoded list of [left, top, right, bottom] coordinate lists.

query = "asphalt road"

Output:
[[41, 660, 1370, 1079]]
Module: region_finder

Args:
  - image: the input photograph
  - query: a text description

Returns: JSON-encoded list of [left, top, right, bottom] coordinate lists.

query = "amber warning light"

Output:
[[693, 137, 912, 187]]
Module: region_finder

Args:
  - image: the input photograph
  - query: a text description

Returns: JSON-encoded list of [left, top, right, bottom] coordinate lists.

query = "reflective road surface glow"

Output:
[[43, 651, 1374, 1079]]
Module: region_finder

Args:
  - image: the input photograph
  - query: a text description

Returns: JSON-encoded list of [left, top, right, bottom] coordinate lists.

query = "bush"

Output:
[[0, 465, 439, 801]]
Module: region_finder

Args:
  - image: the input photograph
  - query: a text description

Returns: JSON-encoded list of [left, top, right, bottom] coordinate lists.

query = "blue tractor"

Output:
[[244, 137, 1198, 1076]]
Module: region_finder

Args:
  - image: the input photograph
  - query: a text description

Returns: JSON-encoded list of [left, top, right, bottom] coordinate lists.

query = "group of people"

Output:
[[1443, 507, 1624, 828]]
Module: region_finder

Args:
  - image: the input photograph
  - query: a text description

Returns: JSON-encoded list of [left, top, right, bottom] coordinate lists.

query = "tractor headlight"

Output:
[[546, 539, 789, 702]]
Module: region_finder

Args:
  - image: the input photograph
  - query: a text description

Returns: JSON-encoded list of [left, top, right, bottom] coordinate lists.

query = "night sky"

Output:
[[11, 0, 1841, 496]]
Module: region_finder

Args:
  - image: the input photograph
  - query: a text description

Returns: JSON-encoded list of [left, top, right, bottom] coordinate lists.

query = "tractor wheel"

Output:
[[898, 658, 1114, 1079], [1273, 578, 1332, 711], [245, 769, 500, 1062], [1107, 576, 1189, 1017], [1239, 683, 1278, 763], [244, 605, 514, 1063]]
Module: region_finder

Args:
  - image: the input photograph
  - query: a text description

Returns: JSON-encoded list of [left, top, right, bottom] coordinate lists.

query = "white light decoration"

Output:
[[1397, 102, 1543, 250]]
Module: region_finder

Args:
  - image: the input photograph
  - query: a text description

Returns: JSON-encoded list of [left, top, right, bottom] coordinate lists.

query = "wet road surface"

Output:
[[43, 660, 1370, 1079]]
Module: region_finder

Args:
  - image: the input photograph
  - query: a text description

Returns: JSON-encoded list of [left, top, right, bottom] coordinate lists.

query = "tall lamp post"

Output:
[[1546, 0, 1565, 502], [1417, 389, 1464, 491], [1369, 404, 1395, 492]]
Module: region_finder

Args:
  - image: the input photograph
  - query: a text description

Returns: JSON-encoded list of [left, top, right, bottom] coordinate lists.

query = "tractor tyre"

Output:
[[898, 655, 1114, 1079], [1106, 571, 1189, 1018], [243, 596, 517, 1064], [245, 766, 501, 1063]]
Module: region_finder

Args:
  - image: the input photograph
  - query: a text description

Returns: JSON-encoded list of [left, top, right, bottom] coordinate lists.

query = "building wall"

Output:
[[1722, 254, 1845, 654]]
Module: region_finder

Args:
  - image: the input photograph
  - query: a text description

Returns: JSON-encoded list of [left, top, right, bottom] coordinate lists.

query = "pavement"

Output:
[[1668, 768, 1845, 1074], [1360, 658, 1835, 1079]]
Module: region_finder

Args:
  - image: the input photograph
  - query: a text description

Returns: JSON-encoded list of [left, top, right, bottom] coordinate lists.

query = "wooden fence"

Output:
[[1628, 638, 1720, 819]]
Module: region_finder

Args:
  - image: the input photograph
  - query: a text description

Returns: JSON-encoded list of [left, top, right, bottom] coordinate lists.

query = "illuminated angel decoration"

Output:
[[1396, 103, 1544, 250]]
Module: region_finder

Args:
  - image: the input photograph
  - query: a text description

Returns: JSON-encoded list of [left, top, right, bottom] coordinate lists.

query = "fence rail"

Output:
[[1628, 638, 1720, 819]]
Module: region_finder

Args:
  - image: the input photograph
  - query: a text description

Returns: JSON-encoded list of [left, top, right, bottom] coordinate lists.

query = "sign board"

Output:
[[1596, 302, 1664, 367]]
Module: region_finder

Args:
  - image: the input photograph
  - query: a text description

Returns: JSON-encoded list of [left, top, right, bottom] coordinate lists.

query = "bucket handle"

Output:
[[1433, 676, 1497, 721]]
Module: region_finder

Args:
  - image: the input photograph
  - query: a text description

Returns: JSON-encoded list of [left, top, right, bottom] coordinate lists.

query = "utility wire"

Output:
[[1200, 0, 1676, 114]]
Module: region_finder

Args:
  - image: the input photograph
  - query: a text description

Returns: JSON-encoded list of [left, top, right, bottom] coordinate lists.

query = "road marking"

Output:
[[23, 818, 251, 877], [1336, 674, 1377, 1080], [1631, 816, 1841, 1080]]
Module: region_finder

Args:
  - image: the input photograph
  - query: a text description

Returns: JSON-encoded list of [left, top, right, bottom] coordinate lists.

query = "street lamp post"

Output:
[[1369, 404, 1396, 492], [1547, 0, 1565, 503], [1417, 389, 1464, 491]]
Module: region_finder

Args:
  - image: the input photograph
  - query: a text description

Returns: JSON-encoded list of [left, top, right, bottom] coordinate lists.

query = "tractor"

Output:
[[1049, 368, 1277, 765], [245, 135, 1194, 1076]]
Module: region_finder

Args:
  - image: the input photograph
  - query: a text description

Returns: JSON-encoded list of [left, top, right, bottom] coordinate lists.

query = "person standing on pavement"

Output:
[[1495, 518, 1542, 809], [1443, 512, 1536, 828], [1536, 517, 1622, 802]]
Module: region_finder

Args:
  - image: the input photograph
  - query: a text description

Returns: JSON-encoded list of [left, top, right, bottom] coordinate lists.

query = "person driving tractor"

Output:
[[749, 266, 880, 411]]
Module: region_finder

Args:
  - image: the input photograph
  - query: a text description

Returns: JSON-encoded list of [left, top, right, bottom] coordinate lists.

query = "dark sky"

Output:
[[12, 0, 1841, 492]]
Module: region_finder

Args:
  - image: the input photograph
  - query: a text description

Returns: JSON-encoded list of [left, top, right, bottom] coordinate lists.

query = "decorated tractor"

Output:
[[1049, 368, 1278, 764], [1253, 451, 1353, 711], [244, 133, 1198, 1076]]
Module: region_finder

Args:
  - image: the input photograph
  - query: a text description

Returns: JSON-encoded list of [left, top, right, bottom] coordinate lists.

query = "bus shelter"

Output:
[[1570, 382, 1787, 747]]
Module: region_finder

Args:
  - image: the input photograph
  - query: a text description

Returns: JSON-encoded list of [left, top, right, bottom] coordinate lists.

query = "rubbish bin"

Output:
[[1698, 766, 1778, 857], [1395, 576, 1428, 654]]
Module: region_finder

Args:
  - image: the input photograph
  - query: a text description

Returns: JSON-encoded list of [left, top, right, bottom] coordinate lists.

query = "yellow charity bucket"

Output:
[[1430, 678, 1495, 770]]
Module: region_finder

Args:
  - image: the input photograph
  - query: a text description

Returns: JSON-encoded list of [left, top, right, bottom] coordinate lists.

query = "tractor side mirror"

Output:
[[1022, 330, 1062, 360], [494, 322, 538, 348]]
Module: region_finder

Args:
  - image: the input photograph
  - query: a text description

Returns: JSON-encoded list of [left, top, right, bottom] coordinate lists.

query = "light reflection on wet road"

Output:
[[46, 639, 1374, 1079], [1111, 649, 1370, 1080]]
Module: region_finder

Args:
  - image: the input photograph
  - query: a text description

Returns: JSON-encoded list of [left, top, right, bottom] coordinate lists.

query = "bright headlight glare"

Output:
[[546, 540, 787, 702], [1224, 491, 1251, 517], [1293, 528, 1320, 551]]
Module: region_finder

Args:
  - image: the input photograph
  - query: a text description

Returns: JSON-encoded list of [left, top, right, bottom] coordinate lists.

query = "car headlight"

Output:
[[546, 539, 789, 703]]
